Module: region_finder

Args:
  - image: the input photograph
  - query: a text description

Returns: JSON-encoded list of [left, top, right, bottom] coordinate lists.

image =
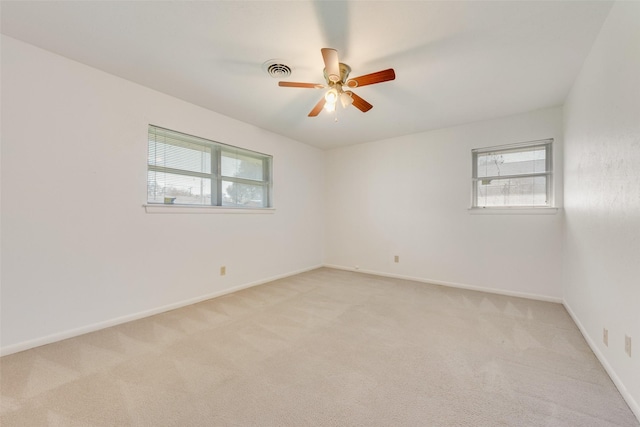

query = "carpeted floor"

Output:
[[1, 268, 638, 426]]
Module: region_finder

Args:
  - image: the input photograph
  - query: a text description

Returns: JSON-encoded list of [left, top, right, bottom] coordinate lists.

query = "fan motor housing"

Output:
[[324, 63, 351, 85]]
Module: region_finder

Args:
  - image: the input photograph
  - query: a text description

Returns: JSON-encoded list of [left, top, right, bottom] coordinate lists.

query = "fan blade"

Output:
[[346, 68, 396, 88], [346, 91, 373, 112], [308, 97, 327, 117], [279, 81, 324, 89], [321, 48, 341, 83]]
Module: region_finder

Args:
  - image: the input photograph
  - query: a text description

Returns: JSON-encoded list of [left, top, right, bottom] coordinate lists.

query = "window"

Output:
[[147, 125, 272, 208], [472, 139, 553, 208]]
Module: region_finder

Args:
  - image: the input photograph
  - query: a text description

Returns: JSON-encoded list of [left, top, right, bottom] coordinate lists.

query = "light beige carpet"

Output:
[[1, 268, 638, 426]]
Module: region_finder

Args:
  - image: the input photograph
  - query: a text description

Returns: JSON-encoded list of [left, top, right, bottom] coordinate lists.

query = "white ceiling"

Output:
[[1, 1, 613, 149]]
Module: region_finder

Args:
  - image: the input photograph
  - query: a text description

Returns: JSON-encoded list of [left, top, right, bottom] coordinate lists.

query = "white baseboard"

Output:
[[0, 264, 323, 357], [323, 264, 563, 303], [563, 301, 640, 422]]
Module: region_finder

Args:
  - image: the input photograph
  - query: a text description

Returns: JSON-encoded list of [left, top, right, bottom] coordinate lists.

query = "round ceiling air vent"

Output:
[[262, 60, 292, 79]]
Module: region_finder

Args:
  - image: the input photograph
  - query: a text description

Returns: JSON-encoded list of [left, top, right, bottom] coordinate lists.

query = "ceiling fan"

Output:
[[279, 48, 396, 117]]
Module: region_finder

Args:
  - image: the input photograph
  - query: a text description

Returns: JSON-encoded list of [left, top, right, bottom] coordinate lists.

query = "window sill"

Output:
[[468, 207, 560, 215], [143, 204, 276, 214]]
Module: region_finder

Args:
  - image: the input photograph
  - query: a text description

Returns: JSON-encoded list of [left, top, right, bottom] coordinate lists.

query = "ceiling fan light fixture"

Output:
[[340, 92, 353, 109], [324, 102, 336, 113], [324, 88, 339, 105]]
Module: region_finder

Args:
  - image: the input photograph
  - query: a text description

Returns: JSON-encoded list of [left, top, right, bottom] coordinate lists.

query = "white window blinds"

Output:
[[147, 125, 272, 207], [472, 139, 553, 208]]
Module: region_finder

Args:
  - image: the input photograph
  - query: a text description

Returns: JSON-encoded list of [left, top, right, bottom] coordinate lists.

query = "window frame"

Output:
[[471, 138, 554, 210], [147, 125, 273, 209]]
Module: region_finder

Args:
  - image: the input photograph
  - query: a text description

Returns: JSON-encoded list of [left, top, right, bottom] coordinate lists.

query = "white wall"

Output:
[[324, 107, 564, 300], [563, 1, 640, 417], [0, 36, 325, 354]]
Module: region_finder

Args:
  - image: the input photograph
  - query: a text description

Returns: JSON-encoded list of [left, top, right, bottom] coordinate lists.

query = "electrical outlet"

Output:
[[394, 255, 399, 263], [220, 266, 226, 276], [625, 335, 632, 357], [603, 328, 608, 347]]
